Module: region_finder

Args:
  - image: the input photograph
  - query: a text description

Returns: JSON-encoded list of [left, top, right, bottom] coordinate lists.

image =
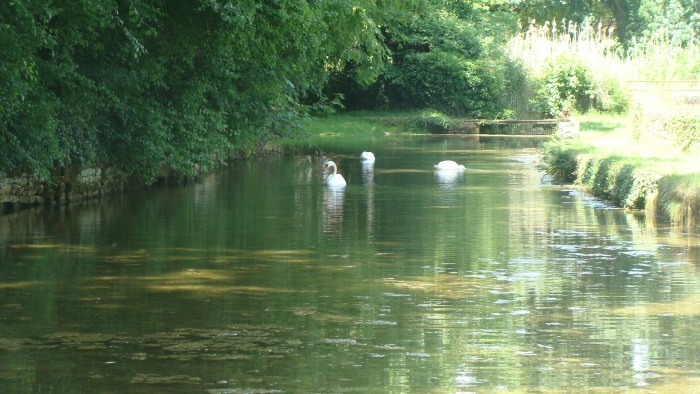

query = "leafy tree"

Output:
[[637, 0, 700, 45], [1, 0, 405, 181], [329, 1, 520, 117]]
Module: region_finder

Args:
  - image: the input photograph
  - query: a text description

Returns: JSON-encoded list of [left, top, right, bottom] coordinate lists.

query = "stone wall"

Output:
[[0, 167, 128, 214]]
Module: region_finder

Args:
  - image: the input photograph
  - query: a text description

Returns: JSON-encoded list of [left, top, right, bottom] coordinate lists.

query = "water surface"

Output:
[[1, 134, 700, 392]]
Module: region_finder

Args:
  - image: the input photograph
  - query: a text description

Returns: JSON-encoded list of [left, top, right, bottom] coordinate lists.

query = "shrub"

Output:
[[539, 138, 578, 182], [594, 77, 631, 114], [669, 113, 700, 152], [532, 54, 595, 117]]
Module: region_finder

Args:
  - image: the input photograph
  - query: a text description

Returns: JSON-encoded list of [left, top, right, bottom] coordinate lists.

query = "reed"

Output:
[[508, 20, 700, 86]]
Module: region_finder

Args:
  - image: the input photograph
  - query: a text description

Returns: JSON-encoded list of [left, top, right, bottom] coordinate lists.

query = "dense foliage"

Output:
[[532, 55, 595, 117], [0, 0, 403, 181], [2, 0, 697, 181], [503, 0, 700, 47], [327, 2, 522, 118]]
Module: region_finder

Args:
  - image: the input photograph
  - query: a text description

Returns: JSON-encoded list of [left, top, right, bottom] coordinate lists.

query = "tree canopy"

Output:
[[1, 0, 409, 180]]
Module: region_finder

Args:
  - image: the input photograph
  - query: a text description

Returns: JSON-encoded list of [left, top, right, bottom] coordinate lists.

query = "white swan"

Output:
[[434, 160, 466, 170], [324, 160, 347, 187], [360, 151, 376, 162]]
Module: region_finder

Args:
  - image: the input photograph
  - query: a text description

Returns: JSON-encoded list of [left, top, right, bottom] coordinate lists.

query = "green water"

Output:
[[1, 134, 700, 393]]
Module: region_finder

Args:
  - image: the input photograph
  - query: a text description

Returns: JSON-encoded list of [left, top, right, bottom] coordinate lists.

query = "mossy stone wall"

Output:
[[1, 167, 127, 214]]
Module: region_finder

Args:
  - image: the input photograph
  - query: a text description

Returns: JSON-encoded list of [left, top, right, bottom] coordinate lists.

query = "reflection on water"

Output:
[[361, 160, 375, 185], [1, 134, 700, 392], [434, 168, 465, 188], [323, 186, 345, 235], [361, 160, 376, 236]]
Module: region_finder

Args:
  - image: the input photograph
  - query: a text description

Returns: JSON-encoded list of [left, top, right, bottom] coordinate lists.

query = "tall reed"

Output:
[[507, 19, 700, 84]]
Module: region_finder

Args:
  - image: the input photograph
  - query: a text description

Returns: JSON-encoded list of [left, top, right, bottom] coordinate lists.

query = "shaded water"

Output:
[[1, 134, 700, 392]]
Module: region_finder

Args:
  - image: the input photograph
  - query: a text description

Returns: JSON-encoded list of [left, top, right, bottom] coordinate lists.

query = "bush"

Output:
[[669, 113, 700, 152], [539, 138, 578, 182], [540, 138, 661, 209], [532, 54, 595, 117], [378, 6, 515, 118], [594, 77, 631, 114]]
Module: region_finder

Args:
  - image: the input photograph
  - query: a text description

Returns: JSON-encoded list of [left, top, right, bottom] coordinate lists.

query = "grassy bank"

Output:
[[301, 110, 461, 137], [541, 113, 700, 229]]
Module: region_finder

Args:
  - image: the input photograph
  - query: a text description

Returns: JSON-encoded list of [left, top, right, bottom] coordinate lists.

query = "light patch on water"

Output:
[[322, 338, 358, 345], [360, 320, 397, 326], [515, 350, 536, 356], [644, 375, 700, 393], [0, 281, 43, 289], [622, 250, 658, 257], [9, 243, 96, 254], [125, 269, 299, 294], [626, 269, 649, 276], [405, 352, 430, 358], [657, 261, 690, 267], [374, 344, 403, 350], [380, 274, 497, 299], [138, 269, 231, 282], [104, 249, 151, 263], [509, 310, 531, 315], [549, 229, 592, 237], [378, 169, 428, 174], [131, 374, 202, 384], [613, 293, 700, 316]]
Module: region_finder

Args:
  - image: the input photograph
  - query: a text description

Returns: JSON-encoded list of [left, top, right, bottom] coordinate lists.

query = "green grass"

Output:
[[572, 113, 700, 176], [301, 110, 451, 136]]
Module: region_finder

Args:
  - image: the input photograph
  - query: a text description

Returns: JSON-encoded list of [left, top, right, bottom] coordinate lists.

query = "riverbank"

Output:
[[0, 143, 282, 215], [303, 110, 561, 135], [540, 113, 700, 229], [307, 110, 700, 229], [5, 109, 698, 229]]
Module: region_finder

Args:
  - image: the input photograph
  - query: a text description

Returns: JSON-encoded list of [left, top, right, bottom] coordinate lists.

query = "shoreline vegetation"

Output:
[[2, 2, 698, 225], [302, 110, 700, 230], [508, 20, 699, 230], [540, 113, 700, 230]]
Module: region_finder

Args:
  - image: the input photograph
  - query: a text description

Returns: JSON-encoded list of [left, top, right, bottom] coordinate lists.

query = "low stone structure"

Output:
[[1, 167, 128, 214]]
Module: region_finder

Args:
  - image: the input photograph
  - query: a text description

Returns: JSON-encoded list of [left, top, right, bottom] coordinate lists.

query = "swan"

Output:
[[324, 160, 347, 187], [360, 151, 376, 162], [434, 160, 466, 170]]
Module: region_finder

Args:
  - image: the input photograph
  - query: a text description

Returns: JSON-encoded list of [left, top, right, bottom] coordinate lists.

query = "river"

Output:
[[1, 134, 699, 392]]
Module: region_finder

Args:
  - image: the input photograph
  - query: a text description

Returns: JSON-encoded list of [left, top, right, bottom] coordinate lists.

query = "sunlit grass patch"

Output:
[[302, 111, 414, 136], [302, 109, 462, 137]]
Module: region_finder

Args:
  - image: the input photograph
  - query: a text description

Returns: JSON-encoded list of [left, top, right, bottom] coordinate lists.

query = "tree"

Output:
[[0, 0, 406, 180], [327, 1, 521, 117]]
